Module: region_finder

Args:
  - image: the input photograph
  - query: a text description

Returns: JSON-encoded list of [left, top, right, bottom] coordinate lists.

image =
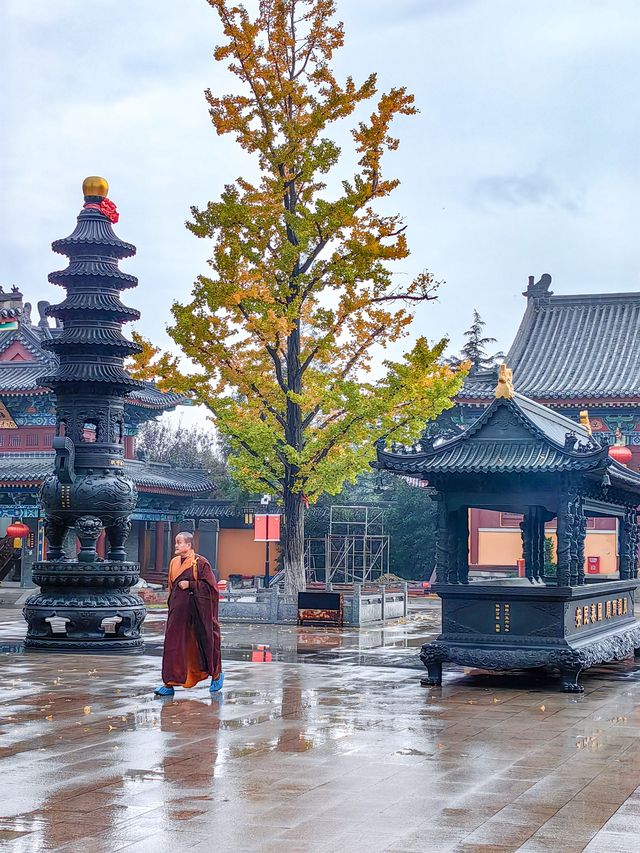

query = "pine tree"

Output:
[[449, 309, 503, 371]]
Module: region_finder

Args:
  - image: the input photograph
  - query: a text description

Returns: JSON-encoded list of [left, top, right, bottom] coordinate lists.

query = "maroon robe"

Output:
[[162, 554, 222, 688]]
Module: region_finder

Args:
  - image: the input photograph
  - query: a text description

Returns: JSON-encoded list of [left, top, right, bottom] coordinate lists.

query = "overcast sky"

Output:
[[2, 0, 639, 377]]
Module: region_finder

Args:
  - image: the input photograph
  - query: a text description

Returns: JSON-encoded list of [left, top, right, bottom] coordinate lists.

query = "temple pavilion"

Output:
[[452, 274, 640, 578], [0, 286, 213, 586]]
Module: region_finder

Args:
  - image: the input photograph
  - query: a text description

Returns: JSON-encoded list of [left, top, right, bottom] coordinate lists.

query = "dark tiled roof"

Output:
[[39, 361, 145, 389], [52, 211, 136, 259], [187, 502, 347, 521], [458, 290, 640, 402], [128, 383, 185, 409], [0, 349, 184, 410], [49, 260, 137, 290], [0, 453, 213, 494], [377, 392, 624, 477], [42, 326, 142, 354], [125, 459, 214, 494], [188, 502, 242, 519], [46, 292, 140, 321], [0, 364, 50, 393]]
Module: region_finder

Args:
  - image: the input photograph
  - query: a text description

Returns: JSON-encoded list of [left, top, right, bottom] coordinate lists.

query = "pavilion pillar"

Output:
[[454, 507, 469, 584], [520, 508, 545, 583], [576, 498, 586, 586], [619, 507, 637, 580], [556, 494, 572, 586], [557, 493, 585, 586], [519, 515, 533, 582], [569, 498, 579, 585], [533, 508, 546, 582], [434, 496, 455, 584]]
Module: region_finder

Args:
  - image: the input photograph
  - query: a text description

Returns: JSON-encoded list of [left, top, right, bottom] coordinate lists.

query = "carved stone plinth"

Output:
[[23, 561, 145, 654], [421, 579, 640, 692]]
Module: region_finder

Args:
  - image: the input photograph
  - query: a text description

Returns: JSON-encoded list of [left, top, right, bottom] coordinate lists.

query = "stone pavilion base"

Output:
[[421, 578, 640, 692]]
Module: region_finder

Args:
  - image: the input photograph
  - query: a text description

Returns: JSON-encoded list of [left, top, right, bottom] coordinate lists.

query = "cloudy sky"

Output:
[[2, 0, 639, 375]]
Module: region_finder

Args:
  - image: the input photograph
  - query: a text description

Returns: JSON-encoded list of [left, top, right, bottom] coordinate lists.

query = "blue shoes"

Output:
[[210, 672, 225, 693], [153, 676, 223, 696]]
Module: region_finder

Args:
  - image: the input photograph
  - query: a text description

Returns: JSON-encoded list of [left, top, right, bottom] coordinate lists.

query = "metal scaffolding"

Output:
[[304, 505, 390, 584]]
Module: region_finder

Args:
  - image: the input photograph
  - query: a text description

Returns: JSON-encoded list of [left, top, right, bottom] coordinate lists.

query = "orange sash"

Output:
[[168, 552, 198, 590]]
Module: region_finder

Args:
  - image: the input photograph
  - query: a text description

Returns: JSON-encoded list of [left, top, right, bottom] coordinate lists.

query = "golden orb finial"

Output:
[[495, 363, 514, 399], [82, 176, 109, 198]]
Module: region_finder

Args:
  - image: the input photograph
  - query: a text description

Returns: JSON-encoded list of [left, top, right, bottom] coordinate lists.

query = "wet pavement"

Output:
[[2, 606, 640, 851]]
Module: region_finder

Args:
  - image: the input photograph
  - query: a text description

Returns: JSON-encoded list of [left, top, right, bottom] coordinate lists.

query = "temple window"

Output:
[[26, 433, 39, 447], [9, 434, 21, 447]]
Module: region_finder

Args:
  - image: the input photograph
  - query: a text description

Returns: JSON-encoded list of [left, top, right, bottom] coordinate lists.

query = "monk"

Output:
[[154, 531, 224, 697]]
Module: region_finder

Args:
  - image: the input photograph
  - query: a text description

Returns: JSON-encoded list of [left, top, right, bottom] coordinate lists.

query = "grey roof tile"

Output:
[[377, 392, 640, 491], [0, 453, 213, 494], [458, 291, 640, 401]]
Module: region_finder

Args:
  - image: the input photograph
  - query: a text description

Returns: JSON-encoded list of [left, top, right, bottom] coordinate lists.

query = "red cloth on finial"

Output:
[[99, 198, 119, 223]]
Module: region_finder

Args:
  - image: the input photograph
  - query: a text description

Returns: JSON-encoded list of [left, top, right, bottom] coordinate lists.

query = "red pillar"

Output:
[[170, 522, 180, 555]]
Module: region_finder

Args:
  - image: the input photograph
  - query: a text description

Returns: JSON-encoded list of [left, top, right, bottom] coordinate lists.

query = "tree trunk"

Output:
[[283, 486, 305, 594], [283, 309, 304, 595]]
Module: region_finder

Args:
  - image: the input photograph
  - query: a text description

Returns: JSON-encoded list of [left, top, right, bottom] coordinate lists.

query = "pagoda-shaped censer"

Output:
[[23, 177, 146, 653]]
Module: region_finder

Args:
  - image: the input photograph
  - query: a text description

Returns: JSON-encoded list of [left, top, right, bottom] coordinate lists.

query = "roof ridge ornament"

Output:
[[495, 363, 514, 399], [523, 273, 553, 301], [579, 410, 592, 435]]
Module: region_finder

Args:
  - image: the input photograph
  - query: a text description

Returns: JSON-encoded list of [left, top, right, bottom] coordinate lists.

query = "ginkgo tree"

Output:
[[131, 0, 465, 593]]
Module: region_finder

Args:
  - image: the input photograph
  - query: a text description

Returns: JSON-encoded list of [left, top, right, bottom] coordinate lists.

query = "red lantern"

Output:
[[6, 521, 29, 538], [609, 444, 633, 465]]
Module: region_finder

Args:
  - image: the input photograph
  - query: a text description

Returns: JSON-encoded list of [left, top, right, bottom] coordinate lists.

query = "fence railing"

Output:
[[218, 583, 408, 626]]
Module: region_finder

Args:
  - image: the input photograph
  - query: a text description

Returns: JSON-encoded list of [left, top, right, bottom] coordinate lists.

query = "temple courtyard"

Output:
[[1, 604, 640, 852]]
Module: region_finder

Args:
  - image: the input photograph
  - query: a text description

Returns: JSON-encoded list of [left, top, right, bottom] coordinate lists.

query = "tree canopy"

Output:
[[131, 0, 465, 591]]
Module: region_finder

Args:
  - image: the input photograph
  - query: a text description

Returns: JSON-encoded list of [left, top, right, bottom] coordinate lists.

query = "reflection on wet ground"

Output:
[[2, 605, 640, 851], [1, 601, 443, 670]]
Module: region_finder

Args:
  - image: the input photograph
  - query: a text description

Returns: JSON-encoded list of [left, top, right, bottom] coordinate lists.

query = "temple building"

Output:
[[455, 274, 640, 576], [0, 286, 213, 586]]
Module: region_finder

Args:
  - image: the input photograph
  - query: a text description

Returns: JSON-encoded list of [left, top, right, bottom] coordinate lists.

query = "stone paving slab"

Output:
[[2, 610, 640, 851]]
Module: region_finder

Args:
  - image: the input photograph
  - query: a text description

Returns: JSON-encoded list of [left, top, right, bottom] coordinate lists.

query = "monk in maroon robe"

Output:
[[154, 532, 223, 696]]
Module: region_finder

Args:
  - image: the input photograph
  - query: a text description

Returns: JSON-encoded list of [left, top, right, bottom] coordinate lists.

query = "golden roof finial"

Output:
[[82, 176, 109, 198], [495, 363, 514, 399], [579, 410, 592, 435]]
